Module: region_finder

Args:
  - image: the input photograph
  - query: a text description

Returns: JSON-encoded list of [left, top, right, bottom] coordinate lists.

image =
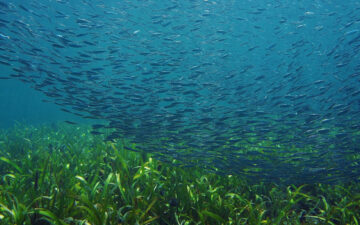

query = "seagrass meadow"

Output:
[[0, 123, 359, 225], [1, 0, 360, 224]]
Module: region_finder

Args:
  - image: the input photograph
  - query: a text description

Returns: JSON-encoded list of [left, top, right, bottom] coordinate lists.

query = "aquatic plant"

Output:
[[0, 123, 359, 224]]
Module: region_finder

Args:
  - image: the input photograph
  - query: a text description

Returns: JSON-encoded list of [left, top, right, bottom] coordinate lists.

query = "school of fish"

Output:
[[0, 0, 359, 183]]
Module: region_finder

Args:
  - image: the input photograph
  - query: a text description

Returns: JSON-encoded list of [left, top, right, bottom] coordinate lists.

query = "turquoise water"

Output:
[[0, 0, 359, 183]]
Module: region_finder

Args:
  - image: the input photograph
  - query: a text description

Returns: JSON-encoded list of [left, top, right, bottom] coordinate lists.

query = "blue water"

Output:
[[0, 77, 68, 128], [0, 0, 359, 183]]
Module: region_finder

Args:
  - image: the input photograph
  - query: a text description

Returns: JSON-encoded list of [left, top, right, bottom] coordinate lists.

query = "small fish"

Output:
[[64, 121, 77, 125]]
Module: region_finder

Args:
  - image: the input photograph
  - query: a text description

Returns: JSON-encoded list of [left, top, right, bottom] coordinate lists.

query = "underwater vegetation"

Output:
[[0, 124, 359, 225], [1, 1, 359, 224]]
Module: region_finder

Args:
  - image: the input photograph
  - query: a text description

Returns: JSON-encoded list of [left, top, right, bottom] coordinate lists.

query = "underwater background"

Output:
[[0, 0, 360, 224]]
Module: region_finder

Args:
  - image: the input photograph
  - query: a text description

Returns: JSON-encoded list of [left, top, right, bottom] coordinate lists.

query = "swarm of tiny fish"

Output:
[[0, 0, 359, 183]]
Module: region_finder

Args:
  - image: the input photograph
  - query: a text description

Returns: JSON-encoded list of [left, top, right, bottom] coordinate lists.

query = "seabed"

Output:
[[0, 123, 359, 224]]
